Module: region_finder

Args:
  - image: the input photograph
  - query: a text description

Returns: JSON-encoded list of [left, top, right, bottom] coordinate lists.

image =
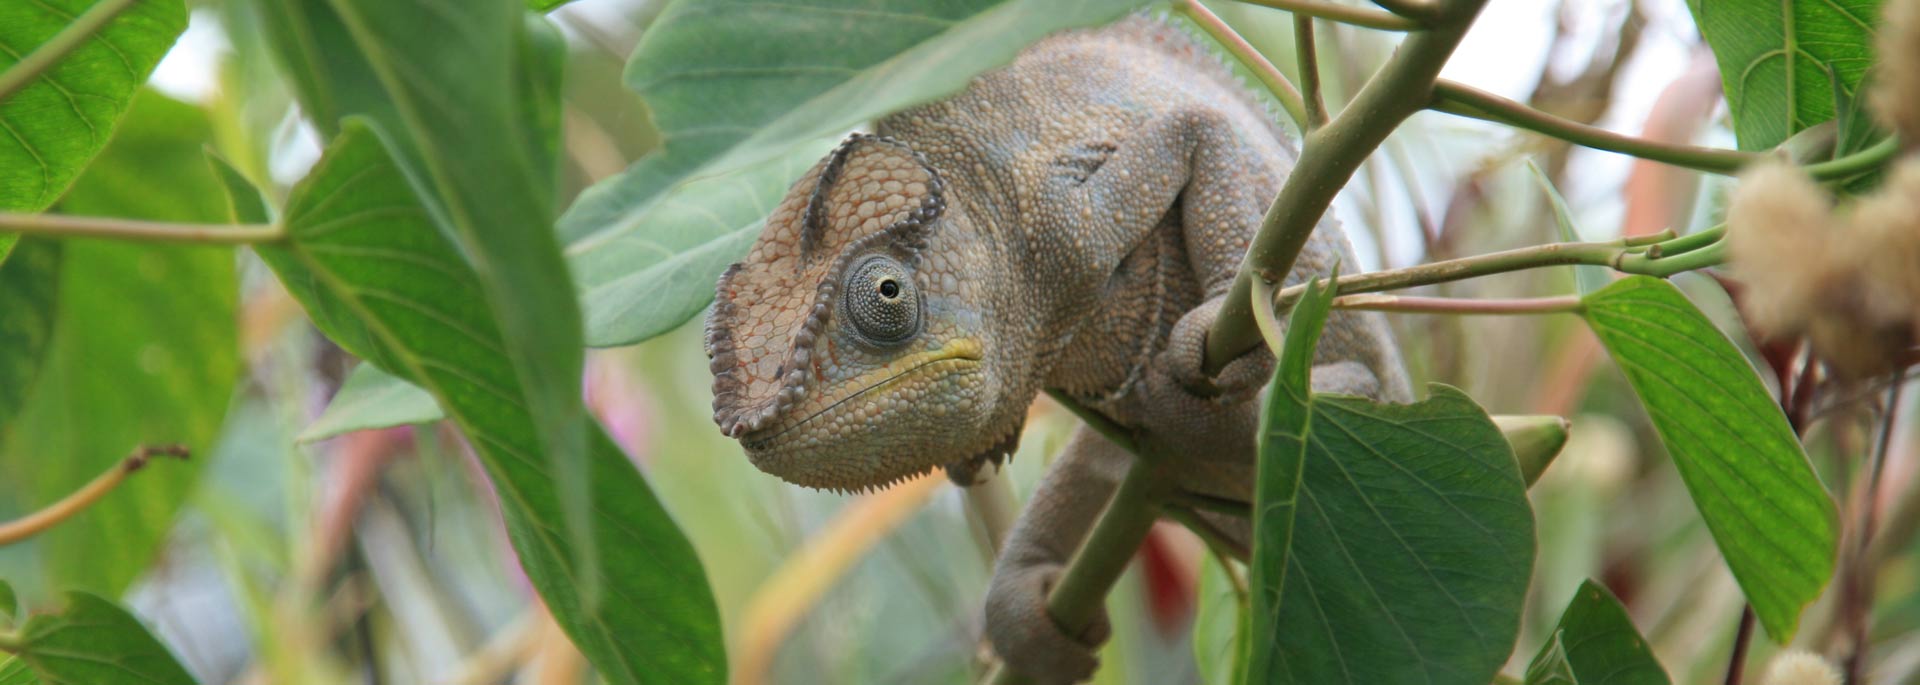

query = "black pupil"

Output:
[[878, 278, 900, 299]]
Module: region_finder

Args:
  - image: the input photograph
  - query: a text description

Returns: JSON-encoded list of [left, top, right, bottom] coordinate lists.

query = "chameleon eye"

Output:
[[843, 255, 919, 344]]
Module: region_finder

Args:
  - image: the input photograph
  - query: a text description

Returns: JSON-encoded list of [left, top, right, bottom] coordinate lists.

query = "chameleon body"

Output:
[[705, 16, 1408, 683]]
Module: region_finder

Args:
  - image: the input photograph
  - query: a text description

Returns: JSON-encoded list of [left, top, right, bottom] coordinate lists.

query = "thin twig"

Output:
[[1724, 606, 1755, 685], [1180, 0, 1309, 131], [1234, 0, 1421, 30], [0, 0, 141, 103], [1294, 15, 1328, 131], [1430, 80, 1758, 175], [1332, 293, 1583, 314], [0, 212, 283, 244], [0, 445, 190, 546]]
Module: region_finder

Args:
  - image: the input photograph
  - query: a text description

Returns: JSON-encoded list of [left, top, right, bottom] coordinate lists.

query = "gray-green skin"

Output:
[[706, 16, 1408, 683]]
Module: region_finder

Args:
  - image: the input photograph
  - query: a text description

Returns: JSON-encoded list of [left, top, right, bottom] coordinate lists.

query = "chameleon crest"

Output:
[[706, 134, 1021, 491]]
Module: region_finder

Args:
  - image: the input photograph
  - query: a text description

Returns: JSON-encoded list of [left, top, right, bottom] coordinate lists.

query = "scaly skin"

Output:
[[706, 16, 1408, 683]]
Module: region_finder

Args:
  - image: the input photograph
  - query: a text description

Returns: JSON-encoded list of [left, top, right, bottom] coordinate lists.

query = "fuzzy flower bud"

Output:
[[1872, 0, 1920, 144], [1759, 650, 1842, 685], [1726, 161, 1840, 335]]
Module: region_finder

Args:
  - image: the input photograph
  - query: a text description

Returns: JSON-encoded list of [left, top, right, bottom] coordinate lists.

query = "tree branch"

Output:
[[1181, 0, 1309, 132], [0, 212, 283, 244], [1204, 0, 1492, 376], [1371, 0, 1441, 20], [1234, 0, 1421, 30], [0, 445, 189, 546], [1429, 79, 1758, 175], [1332, 293, 1583, 314], [0, 0, 141, 103]]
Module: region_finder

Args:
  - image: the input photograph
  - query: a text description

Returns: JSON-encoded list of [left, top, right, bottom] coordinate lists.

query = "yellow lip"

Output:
[[742, 338, 984, 447]]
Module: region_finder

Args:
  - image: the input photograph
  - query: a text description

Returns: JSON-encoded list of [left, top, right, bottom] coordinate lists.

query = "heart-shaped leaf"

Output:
[[1686, 0, 1881, 151], [1524, 580, 1669, 685], [0, 583, 195, 685], [1249, 279, 1536, 685]]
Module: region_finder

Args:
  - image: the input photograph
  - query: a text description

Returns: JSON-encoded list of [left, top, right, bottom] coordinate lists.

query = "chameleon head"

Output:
[[704, 134, 1020, 491]]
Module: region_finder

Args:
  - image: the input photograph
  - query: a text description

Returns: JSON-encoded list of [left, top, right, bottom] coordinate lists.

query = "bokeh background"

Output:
[[4, 0, 1915, 683]]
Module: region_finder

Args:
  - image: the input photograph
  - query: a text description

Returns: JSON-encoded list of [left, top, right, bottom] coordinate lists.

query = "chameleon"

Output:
[[704, 15, 1409, 683]]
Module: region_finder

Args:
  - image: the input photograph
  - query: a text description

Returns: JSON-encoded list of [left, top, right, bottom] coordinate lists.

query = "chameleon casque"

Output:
[[705, 15, 1409, 683]]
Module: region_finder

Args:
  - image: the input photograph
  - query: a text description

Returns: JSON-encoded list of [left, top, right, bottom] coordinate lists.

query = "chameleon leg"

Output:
[[985, 425, 1128, 684]]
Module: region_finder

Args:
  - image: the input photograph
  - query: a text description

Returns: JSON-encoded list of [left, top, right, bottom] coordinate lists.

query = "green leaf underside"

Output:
[[4, 592, 194, 684], [311, 0, 595, 600], [1523, 580, 1670, 685], [1247, 278, 1329, 683], [0, 92, 238, 597], [1583, 276, 1837, 640], [299, 362, 441, 442], [255, 122, 724, 683], [1686, 0, 1881, 151], [559, 0, 1152, 347], [1249, 284, 1534, 685], [0, 0, 187, 211], [0, 580, 16, 620], [0, 240, 60, 442]]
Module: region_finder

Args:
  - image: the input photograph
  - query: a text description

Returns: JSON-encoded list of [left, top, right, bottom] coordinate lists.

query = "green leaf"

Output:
[[1248, 282, 1535, 685], [317, 0, 592, 587], [299, 363, 440, 442], [256, 121, 724, 684], [1686, 0, 1881, 151], [206, 153, 270, 225], [0, 592, 195, 684], [0, 240, 60, 441], [1527, 160, 1608, 296], [0, 235, 17, 265], [0, 659, 24, 684], [0, 580, 15, 622], [559, 0, 1152, 346], [0, 92, 239, 597], [1523, 580, 1670, 685], [1583, 276, 1837, 640], [526, 0, 571, 10], [0, 0, 187, 211], [1247, 278, 1331, 683]]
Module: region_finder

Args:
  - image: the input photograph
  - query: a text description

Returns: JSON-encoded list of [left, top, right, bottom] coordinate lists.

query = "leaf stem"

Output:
[[1429, 80, 1759, 174], [0, 445, 190, 546], [0, 0, 142, 104], [1232, 0, 1421, 30], [1204, 0, 1491, 376], [0, 212, 282, 244], [1250, 277, 1287, 354], [1331, 293, 1584, 314], [1181, 0, 1309, 132], [1267, 235, 1722, 314], [1294, 15, 1328, 131], [1804, 135, 1902, 181]]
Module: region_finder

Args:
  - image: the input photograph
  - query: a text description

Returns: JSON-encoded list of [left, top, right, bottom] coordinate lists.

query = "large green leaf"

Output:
[[0, 582, 194, 685], [1583, 276, 1837, 640], [0, 240, 59, 440], [560, 0, 1152, 346], [0, 92, 238, 597], [300, 0, 595, 575], [1248, 282, 1535, 685], [1523, 580, 1669, 685], [253, 121, 724, 684], [1686, 0, 1881, 151], [0, 0, 187, 210]]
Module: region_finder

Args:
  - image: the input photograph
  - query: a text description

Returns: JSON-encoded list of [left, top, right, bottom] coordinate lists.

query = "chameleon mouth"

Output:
[[740, 340, 984, 450]]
